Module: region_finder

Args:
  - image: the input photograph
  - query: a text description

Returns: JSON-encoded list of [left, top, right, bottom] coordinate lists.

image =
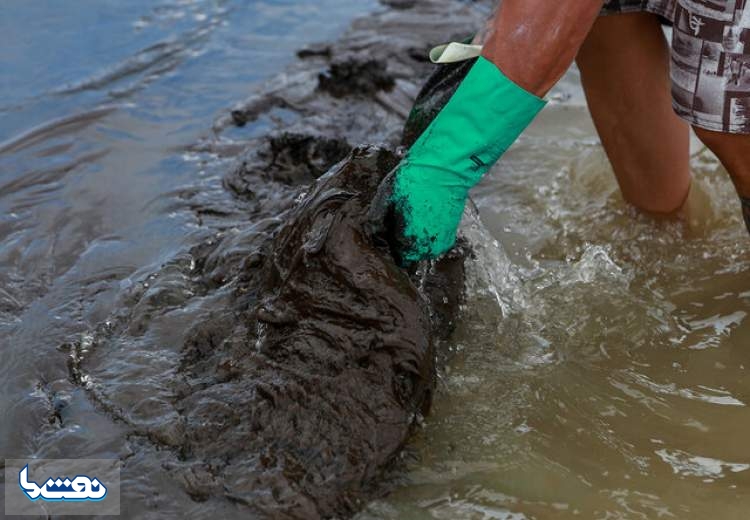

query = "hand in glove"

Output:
[[371, 54, 546, 265]]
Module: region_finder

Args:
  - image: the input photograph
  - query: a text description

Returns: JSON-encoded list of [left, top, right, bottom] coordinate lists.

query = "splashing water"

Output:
[[360, 67, 750, 520]]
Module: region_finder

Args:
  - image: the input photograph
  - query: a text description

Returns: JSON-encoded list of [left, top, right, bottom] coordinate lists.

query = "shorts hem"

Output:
[[599, 6, 673, 22], [672, 102, 750, 135]]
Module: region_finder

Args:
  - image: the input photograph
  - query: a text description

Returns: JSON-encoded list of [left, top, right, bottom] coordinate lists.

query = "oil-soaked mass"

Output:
[[69, 146, 468, 519], [174, 146, 466, 518]]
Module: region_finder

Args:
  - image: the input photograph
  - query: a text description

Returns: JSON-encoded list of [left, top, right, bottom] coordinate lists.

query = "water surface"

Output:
[[361, 69, 750, 519], [0, 0, 374, 515], [2, 2, 749, 518]]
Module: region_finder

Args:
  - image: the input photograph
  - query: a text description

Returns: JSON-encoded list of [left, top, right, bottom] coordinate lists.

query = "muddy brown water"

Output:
[[360, 58, 750, 520], [2, 0, 750, 519]]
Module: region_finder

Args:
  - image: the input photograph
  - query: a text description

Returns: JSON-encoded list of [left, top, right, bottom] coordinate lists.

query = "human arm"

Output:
[[375, 0, 605, 265]]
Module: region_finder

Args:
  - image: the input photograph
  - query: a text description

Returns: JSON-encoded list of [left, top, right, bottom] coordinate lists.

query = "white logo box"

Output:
[[4, 459, 120, 516]]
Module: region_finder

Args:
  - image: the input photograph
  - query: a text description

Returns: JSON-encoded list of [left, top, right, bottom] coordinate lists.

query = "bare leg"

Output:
[[693, 126, 750, 232], [576, 13, 691, 214], [479, 0, 605, 97]]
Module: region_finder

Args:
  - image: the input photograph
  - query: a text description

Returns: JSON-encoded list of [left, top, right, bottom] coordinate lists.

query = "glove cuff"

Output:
[[403, 55, 547, 188]]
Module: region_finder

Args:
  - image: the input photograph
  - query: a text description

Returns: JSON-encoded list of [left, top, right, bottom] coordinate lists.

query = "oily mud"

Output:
[[162, 146, 465, 518], [67, 146, 467, 519], [54, 0, 491, 518]]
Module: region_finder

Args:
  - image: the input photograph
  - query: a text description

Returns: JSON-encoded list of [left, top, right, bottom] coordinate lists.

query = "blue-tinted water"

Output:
[[0, 0, 373, 515]]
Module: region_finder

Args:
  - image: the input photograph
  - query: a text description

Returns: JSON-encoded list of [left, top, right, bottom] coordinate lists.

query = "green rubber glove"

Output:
[[372, 56, 546, 265]]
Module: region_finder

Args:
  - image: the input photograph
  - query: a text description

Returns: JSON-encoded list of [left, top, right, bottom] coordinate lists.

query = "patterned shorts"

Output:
[[601, 0, 750, 134]]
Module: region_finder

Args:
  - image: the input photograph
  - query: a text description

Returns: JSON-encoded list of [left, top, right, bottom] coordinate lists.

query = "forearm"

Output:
[[382, 1, 601, 263], [480, 0, 604, 97]]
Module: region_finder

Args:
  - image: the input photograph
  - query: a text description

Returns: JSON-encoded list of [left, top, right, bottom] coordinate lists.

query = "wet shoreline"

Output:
[[1, 0, 493, 518]]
